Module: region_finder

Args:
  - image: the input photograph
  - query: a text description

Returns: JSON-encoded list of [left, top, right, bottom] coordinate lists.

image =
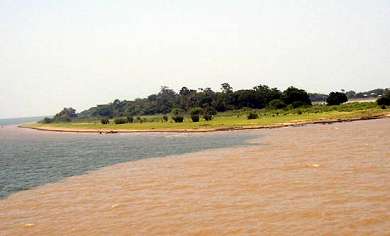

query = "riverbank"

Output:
[[2, 118, 390, 235], [20, 110, 390, 133]]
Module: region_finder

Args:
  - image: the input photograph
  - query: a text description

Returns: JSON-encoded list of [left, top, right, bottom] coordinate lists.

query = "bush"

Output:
[[114, 118, 128, 124], [190, 107, 203, 116], [327, 92, 348, 105], [247, 112, 259, 119], [377, 91, 390, 106], [202, 106, 216, 121], [190, 107, 203, 122], [41, 117, 53, 124], [171, 108, 184, 123], [378, 97, 390, 106], [292, 101, 305, 108], [101, 118, 110, 125], [172, 116, 184, 123], [191, 115, 200, 122], [203, 114, 213, 121], [268, 99, 286, 109], [126, 116, 134, 123], [162, 115, 168, 122]]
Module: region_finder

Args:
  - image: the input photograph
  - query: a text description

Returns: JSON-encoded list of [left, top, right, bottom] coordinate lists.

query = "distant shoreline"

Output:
[[19, 114, 390, 134]]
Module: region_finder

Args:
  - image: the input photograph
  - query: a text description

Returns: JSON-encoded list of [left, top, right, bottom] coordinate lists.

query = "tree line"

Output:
[[42, 84, 389, 123], [78, 84, 312, 119]]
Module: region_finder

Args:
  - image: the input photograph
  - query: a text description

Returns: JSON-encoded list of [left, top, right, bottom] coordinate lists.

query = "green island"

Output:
[[23, 84, 390, 133]]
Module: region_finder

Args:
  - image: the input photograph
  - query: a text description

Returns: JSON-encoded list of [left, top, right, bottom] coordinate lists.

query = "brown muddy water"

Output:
[[1, 119, 390, 235]]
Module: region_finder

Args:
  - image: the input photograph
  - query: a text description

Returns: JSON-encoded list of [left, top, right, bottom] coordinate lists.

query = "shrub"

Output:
[[136, 116, 142, 123], [172, 116, 184, 123], [268, 99, 286, 109], [171, 108, 184, 123], [191, 107, 203, 116], [190, 107, 203, 122], [202, 106, 217, 121], [114, 118, 127, 124], [247, 112, 259, 119], [381, 104, 386, 109], [41, 117, 53, 124], [162, 115, 168, 122], [203, 114, 213, 121], [101, 118, 110, 125], [327, 92, 348, 105], [292, 101, 305, 108], [126, 116, 134, 123], [377, 91, 390, 106], [191, 115, 200, 122]]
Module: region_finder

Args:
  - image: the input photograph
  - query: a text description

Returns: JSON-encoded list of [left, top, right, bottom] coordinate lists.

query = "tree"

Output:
[[345, 90, 356, 99], [233, 89, 260, 108], [282, 87, 312, 106], [377, 90, 390, 106], [269, 99, 286, 109], [178, 87, 192, 111], [156, 86, 177, 114], [221, 83, 233, 94], [253, 85, 282, 104], [326, 92, 348, 105], [219, 83, 234, 111], [53, 107, 77, 122], [94, 105, 113, 118]]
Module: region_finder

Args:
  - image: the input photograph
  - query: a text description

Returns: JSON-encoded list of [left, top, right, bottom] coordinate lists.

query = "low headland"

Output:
[[21, 84, 390, 133], [22, 102, 390, 133]]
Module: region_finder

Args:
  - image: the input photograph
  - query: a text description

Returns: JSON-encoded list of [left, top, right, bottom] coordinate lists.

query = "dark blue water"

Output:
[[0, 126, 256, 198]]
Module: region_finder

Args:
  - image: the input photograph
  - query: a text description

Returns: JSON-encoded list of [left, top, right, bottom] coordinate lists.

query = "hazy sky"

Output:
[[1, 0, 389, 118]]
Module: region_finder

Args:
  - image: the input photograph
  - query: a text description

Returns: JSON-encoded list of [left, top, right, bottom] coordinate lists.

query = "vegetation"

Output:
[[327, 92, 348, 105], [310, 88, 389, 102], [113, 118, 128, 124], [190, 107, 203, 122], [171, 108, 184, 123], [269, 99, 286, 109], [126, 116, 134, 123], [377, 90, 390, 106], [203, 106, 216, 121], [101, 118, 109, 125], [30, 102, 389, 132], [73, 84, 314, 121], [247, 112, 259, 120], [38, 84, 389, 131]]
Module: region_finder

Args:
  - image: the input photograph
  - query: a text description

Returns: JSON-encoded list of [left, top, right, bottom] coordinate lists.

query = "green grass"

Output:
[[26, 102, 389, 131]]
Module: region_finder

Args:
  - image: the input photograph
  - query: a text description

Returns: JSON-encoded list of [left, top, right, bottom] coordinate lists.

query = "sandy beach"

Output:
[[1, 119, 390, 235]]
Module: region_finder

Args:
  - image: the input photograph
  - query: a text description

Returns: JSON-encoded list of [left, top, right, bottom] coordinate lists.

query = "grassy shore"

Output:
[[22, 102, 390, 133]]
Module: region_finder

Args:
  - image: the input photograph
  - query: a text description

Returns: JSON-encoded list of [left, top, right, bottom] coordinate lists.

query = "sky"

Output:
[[0, 0, 389, 118]]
